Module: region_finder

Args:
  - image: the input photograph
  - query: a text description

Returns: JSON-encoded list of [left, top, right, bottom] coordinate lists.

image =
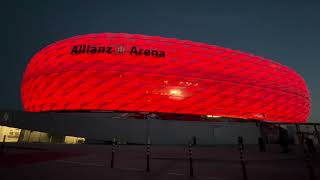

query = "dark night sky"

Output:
[[1, 0, 319, 122]]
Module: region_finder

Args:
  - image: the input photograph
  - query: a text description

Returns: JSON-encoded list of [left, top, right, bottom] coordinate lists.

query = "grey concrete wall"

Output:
[[149, 119, 260, 145], [0, 111, 261, 145]]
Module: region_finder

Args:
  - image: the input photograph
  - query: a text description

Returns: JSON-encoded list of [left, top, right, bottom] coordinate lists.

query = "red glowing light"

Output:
[[21, 33, 311, 123]]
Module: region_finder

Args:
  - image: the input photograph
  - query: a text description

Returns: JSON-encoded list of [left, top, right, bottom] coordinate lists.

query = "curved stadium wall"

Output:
[[21, 33, 311, 123]]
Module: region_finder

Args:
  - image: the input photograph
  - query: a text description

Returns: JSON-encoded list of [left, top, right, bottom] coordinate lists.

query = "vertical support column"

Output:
[[145, 113, 151, 145], [295, 124, 303, 145], [39, 132, 42, 143], [146, 140, 150, 172], [111, 138, 116, 168], [188, 143, 194, 177], [27, 130, 32, 143], [296, 123, 316, 180], [1, 135, 6, 155], [49, 135, 52, 144], [304, 138, 316, 180], [238, 136, 248, 180], [259, 121, 263, 139], [258, 122, 266, 152], [259, 117, 267, 143], [313, 125, 320, 145]]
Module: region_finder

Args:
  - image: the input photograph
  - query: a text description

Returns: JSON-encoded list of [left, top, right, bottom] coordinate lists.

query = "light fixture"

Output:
[[169, 89, 182, 97], [207, 115, 222, 118]]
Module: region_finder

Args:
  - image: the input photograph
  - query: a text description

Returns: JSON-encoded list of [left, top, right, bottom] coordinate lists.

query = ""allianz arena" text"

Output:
[[70, 45, 166, 58]]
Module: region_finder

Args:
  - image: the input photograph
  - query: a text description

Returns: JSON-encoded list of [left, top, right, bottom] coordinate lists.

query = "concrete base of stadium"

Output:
[[0, 111, 311, 145]]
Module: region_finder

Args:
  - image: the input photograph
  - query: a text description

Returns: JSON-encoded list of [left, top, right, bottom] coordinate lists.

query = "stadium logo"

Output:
[[115, 45, 126, 55], [70, 45, 165, 58]]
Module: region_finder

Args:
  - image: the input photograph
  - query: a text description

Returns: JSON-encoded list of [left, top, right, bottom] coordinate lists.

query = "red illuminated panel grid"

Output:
[[21, 33, 311, 123]]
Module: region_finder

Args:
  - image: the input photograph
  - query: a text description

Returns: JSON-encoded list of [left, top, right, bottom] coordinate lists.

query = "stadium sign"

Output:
[[71, 45, 165, 58]]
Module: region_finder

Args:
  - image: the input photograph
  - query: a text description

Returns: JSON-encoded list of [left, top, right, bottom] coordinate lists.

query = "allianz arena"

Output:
[[21, 33, 310, 123]]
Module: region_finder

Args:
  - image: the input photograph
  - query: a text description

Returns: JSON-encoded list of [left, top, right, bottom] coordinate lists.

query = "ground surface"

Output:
[[0, 143, 319, 180]]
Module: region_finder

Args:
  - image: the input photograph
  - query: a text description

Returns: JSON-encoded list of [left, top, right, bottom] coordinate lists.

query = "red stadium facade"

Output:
[[21, 33, 311, 123]]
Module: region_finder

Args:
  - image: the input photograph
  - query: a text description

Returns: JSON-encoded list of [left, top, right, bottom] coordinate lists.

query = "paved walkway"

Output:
[[0, 144, 319, 180]]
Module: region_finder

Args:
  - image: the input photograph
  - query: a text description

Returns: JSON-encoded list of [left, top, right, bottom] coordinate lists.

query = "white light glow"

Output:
[[207, 115, 222, 118], [169, 89, 182, 96]]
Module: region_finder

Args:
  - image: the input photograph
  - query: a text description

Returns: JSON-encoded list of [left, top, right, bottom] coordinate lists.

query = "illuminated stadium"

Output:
[[0, 32, 310, 145], [21, 33, 310, 123]]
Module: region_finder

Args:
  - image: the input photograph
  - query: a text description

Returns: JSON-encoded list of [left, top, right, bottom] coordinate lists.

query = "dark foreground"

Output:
[[0, 143, 319, 180]]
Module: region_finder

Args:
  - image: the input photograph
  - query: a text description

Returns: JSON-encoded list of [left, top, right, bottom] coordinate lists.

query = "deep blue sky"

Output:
[[1, 0, 319, 122]]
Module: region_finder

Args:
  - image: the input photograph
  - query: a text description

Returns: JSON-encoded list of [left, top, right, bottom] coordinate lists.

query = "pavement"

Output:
[[0, 143, 319, 180]]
